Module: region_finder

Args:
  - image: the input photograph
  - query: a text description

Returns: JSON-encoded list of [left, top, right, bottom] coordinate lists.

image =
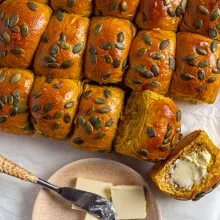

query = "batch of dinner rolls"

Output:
[[1, 0, 220, 201]]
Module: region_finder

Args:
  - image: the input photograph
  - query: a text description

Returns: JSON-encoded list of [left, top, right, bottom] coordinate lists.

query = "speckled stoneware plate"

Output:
[[32, 158, 161, 220]]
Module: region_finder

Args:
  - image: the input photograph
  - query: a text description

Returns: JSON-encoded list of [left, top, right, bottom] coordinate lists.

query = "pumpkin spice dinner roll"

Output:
[[71, 84, 125, 152], [135, 0, 187, 31], [30, 76, 81, 140], [170, 32, 220, 104], [94, 0, 140, 21], [114, 90, 182, 162], [84, 16, 136, 83], [0, 68, 34, 135], [0, 0, 52, 68], [50, 0, 93, 17], [34, 12, 89, 80], [124, 30, 176, 95], [151, 130, 220, 201]]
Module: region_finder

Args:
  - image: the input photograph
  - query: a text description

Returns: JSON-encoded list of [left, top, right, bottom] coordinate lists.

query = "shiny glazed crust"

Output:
[[71, 84, 125, 152], [151, 130, 220, 201], [34, 0, 48, 3], [114, 90, 182, 161], [0, 68, 34, 135], [124, 30, 176, 95], [50, 0, 93, 17], [135, 0, 186, 32], [95, 0, 140, 20], [30, 76, 82, 140], [0, 0, 52, 68], [34, 13, 89, 79], [180, 0, 220, 41], [170, 32, 220, 104], [84, 16, 136, 83]]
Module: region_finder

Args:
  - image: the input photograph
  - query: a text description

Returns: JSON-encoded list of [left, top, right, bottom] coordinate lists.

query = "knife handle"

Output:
[[0, 154, 38, 184]]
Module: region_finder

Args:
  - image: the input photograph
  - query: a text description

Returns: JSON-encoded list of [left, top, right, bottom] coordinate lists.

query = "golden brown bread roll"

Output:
[[84, 16, 136, 83], [114, 90, 182, 162], [95, 0, 140, 20], [30, 76, 82, 140], [34, 0, 48, 3], [50, 0, 93, 17], [0, 68, 34, 135], [34, 12, 89, 80], [170, 32, 220, 104], [135, 0, 187, 32], [180, 0, 220, 40], [0, 0, 52, 68], [71, 84, 125, 152], [151, 130, 220, 201], [124, 30, 176, 95]]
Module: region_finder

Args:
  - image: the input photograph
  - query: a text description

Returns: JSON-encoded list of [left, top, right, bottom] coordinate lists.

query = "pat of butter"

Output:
[[170, 150, 211, 190], [110, 185, 147, 219]]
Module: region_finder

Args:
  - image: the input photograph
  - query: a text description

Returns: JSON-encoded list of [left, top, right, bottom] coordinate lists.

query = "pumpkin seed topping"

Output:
[[72, 44, 84, 54], [210, 9, 220, 21], [3, 32, 10, 44], [46, 63, 59, 68], [121, 1, 128, 13], [56, 10, 64, 21], [0, 101, 3, 110], [54, 111, 64, 119], [169, 58, 176, 71], [32, 104, 41, 112], [95, 98, 106, 105], [159, 146, 168, 152], [67, 0, 76, 8], [115, 43, 125, 50], [44, 102, 55, 112], [143, 34, 152, 45], [146, 127, 156, 138], [95, 117, 102, 130], [59, 32, 66, 41], [0, 115, 8, 123], [102, 73, 111, 81], [167, 123, 172, 131], [90, 54, 97, 64], [113, 58, 120, 69], [102, 42, 115, 50], [89, 116, 97, 125], [184, 54, 196, 61], [50, 45, 59, 57], [198, 70, 205, 80], [133, 79, 143, 84], [94, 24, 103, 35], [217, 58, 220, 69], [104, 55, 113, 64], [150, 52, 165, 60], [195, 20, 203, 30], [117, 32, 125, 43], [97, 107, 111, 114], [176, 110, 182, 122], [163, 0, 170, 6], [176, 126, 181, 133], [1, 94, 7, 104], [110, 0, 119, 11], [0, 50, 6, 57], [165, 130, 172, 139], [30, 116, 37, 124], [181, 73, 195, 81], [13, 97, 21, 107], [53, 83, 63, 89], [84, 121, 93, 134], [41, 34, 49, 43], [0, 72, 6, 83], [9, 15, 19, 27], [53, 122, 61, 130], [61, 60, 74, 69], [141, 149, 149, 158], [89, 47, 97, 54], [198, 5, 209, 15], [140, 70, 154, 79], [64, 102, 75, 109], [104, 89, 111, 98], [10, 73, 21, 83], [10, 26, 20, 33], [181, 0, 187, 10], [11, 48, 24, 55], [64, 113, 71, 123], [8, 95, 13, 105], [136, 64, 146, 73], [83, 90, 92, 99], [209, 28, 218, 39], [27, 2, 38, 11], [87, 108, 94, 116], [196, 47, 207, 55], [211, 41, 217, 53], [163, 138, 171, 144], [73, 138, 84, 145], [198, 85, 205, 93], [149, 81, 161, 88], [198, 61, 209, 68], [159, 40, 169, 50], [18, 106, 28, 114], [212, 68, 220, 74], [0, 11, 4, 19], [176, 6, 183, 17], [137, 48, 147, 57], [105, 118, 115, 127], [151, 65, 160, 77], [208, 76, 216, 83], [78, 115, 85, 126], [167, 7, 175, 17], [42, 115, 52, 120], [44, 56, 56, 63], [94, 132, 106, 139], [58, 41, 70, 50]]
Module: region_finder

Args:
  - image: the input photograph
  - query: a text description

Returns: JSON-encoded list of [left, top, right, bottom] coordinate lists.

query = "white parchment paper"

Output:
[[1, 93, 220, 220]]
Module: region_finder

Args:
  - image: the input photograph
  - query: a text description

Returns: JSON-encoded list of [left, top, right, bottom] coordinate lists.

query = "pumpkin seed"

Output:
[[176, 6, 183, 17], [84, 121, 93, 134], [73, 138, 84, 145], [121, 0, 128, 13], [95, 117, 102, 130], [90, 54, 97, 64], [151, 65, 160, 77], [123, 58, 129, 70], [146, 127, 156, 138], [27, 2, 38, 11], [94, 132, 106, 139], [211, 41, 217, 53], [89, 47, 97, 54], [136, 64, 146, 73], [137, 48, 147, 56], [8, 95, 13, 105], [184, 54, 196, 61], [42, 115, 52, 120], [0, 10, 4, 19], [10, 48, 24, 55], [210, 9, 220, 21], [110, 0, 119, 11], [11, 25, 20, 33], [181, 73, 195, 81], [149, 81, 161, 87], [53, 122, 60, 130], [159, 146, 168, 152], [61, 60, 74, 69], [78, 115, 85, 125], [58, 41, 70, 50], [104, 55, 113, 64], [195, 20, 203, 30], [53, 111, 64, 119], [72, 44, 84, 54], [178, 133, 183, 140], [94, 23, 103, 35], [10, 73, 21, 83], [67, 0, 76, 8], [104, 89, 111, 98], [150, 52, 165, 60], [163, 138, 171, 144], [106, 118, 115, 127], [133, 79, 143, 84], [59, 32, 66, 41], [167, 123, 172, 131], [208, 76, 216, 83], [167, 7, 175, 17], [176, 110, 182, 122], [143, 34, 152, 45], [0, 101, 3, 110], [87, 107, 94, 116], [30, 116, 37, 124], [44, 56, 56, 63], [83, 90, 92, 99], [175, 126, 181, 133], [0, 115, 8, 123], [140, 70, 154, 78], [181, 0, 187, 9], [198, 61, 209, 68], [9, 15, 19, 27], [0, 50, 6, 57], [89, 116, 97, 125], [198, 70, 205, 80], [18, 106, 28, 114], [113, 58, 120, 69], [97, 107, 111, 114], [46, 63, 59, 68], [212, 68, 220, 74], [117, 32, 125, 43], [3, 32, 10, 44], [102, 42, 115, 50], [56, 10, 64, 21], [32, 104, 41, 112], [198, 5, 209, 15], [50, 45, 59, 57], [65, 102, 75, 109], [209, 28, 218, 39], [198, 85, 205, 93], [45, 76, 53, 83], [169, 58, 176, 71], [102, 73, 111, 81], [165, 130, 172, 139], [41, 34, 49, 43], [0, 72, 6, 83], [1, 94, 7, 104], [13, 97, 21, 107], [159, 40, 169, 50], [217, 58, 220, 69], [44, 102, 55, 112], [20, 24, 29, 37], [64, 113, 71, 123], [216, 24, 220, 30], [192, 192, 206, 201], [95, 98, 106, 104], [163, 0, 170, 6], [5, 16, 9, 27], [115, 43, 125, 50], [141, 149, 149, 158], [196, 47, 207, 55]]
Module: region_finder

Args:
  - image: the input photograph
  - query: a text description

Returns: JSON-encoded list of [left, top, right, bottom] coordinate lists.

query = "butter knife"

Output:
[[0, 154, 117, 220]]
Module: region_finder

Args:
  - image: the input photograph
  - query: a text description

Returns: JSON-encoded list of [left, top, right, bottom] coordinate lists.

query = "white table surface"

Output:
[[1, 94, 220, 220]]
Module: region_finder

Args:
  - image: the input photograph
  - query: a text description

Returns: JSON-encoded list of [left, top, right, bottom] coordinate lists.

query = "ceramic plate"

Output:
[[32, 158, 161, 220]]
